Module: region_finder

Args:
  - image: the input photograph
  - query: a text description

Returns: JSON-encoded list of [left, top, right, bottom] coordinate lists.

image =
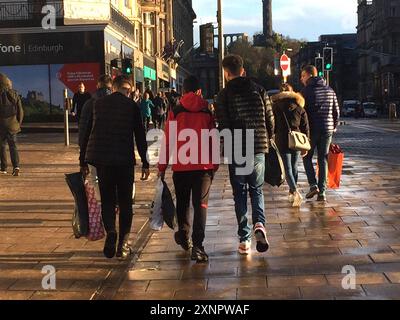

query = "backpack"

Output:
[[0, 90, 17, 119]]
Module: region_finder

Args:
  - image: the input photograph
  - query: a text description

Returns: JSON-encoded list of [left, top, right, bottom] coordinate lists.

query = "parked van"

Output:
[[342, 100, 361, 117]]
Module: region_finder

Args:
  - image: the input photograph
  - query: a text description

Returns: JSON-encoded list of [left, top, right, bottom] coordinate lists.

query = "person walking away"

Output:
[[0, 73, 23, 176], [72, 82, 91, 123], [78, 75, 112, 195], [158, 76, 219, 263], [300, 65, 340, 202], [85, 75, 150, 259], [139, 92, 154, 132], [153, 92, 166, 129], [271, 83, 310, 207], [215, 55, 275, 255]]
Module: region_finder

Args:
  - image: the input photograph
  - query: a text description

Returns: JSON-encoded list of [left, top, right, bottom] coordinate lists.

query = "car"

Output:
[[363, 102, 378, 118], [342, 100, 361, 117]]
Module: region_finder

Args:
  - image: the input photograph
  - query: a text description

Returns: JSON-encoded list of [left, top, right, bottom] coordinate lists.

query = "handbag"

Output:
[[264, 139, 286, 187], [84, 180, 105, 241], [65, 172, 89, 238], [282, 111, 311, 152]]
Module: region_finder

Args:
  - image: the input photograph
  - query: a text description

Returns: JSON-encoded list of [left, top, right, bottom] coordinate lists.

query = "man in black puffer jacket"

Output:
[[79, 74, 112, 174], [300, 65, 340, 202], [215, 54, 275, 256], [85, 75, 150, 259]]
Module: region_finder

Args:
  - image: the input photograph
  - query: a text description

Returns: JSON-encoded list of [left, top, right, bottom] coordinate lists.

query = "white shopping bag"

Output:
[[149, 178, 164, 231]]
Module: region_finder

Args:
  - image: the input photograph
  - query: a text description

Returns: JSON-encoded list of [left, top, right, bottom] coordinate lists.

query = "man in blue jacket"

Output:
[[300, 65, 340, 202]]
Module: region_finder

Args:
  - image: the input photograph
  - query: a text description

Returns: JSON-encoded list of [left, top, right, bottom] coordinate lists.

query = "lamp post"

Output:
[[217, 0, 225, 90]]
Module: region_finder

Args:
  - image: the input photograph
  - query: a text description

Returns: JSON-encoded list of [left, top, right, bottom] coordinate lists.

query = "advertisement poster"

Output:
[[0, 63, 100, 119]]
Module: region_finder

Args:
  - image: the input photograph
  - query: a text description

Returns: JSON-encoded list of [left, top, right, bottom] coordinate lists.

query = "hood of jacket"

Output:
[[226, 77, 255, 94], [179, 92, 208, 112], [271, 91, 305, 108], [306, 76, 326, 88], [92, 87, 112, 100]]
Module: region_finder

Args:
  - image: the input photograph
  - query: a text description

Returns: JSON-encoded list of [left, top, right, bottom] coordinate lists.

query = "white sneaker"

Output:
[[292, 190, 303, 207], [0, 170, 7, 175], [238, 240, 251, 255]]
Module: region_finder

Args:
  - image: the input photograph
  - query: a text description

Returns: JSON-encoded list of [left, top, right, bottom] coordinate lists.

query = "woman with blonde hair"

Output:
[[271, 83, 310, 207]]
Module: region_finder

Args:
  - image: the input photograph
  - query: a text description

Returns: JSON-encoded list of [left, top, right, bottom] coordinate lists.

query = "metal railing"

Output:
[[0, 1, 64, 22], [110, 4, 134, 36]]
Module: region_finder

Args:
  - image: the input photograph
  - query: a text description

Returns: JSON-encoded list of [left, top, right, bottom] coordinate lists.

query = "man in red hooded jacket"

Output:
[[158, 76, 219, 263]]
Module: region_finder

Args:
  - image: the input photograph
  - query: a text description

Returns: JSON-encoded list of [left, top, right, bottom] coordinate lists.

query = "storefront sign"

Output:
[[0, 31, 104, 66], [144, 66, 156, 81]]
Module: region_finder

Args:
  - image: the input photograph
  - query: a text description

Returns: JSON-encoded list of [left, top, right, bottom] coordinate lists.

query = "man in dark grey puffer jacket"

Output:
[[300, 65, 340, 202], [215, 54, 275, 256]]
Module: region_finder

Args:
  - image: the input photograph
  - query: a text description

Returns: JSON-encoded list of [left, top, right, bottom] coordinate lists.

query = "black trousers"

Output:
[[172, 170, 213, 247], [96, 165, 134, 239]]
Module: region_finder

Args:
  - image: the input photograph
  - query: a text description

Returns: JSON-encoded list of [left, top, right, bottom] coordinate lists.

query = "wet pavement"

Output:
[[1, 118, 400, 300], [0, 133, 157, 300], [116, 119, 400, 300]]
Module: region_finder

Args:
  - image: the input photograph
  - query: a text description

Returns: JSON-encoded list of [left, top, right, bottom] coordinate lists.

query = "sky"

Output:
[[192, 0, 358, 44]]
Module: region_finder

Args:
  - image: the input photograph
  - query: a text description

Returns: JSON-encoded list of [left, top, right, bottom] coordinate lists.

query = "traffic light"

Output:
[[315, 56, 324, 77], [110, 58, 121, 70], [122, 58, 133, 75], [323, 47, 333, 71]]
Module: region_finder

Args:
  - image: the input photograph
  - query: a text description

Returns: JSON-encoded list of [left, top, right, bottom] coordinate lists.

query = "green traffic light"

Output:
[[325, 63, 332, 70], [319, 71, 323, 77]]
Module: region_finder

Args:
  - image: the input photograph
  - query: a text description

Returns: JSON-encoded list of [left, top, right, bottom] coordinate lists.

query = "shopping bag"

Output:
[[161, 181, 177, 230], [264, 140, 286, 187], [316, 144, 344, 189], [84, 180, 105, 241], [327, 144, 344, 189], [65, 172, 89, 238], [150, 178, 164, 231]]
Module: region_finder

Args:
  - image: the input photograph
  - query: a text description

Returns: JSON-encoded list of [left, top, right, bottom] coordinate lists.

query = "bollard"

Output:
[[389, 103, 397, 120], [64, 89, 70, 146]]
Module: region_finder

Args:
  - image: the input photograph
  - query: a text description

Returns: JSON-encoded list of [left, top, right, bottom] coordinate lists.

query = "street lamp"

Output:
[[217, 0, 224, 90]]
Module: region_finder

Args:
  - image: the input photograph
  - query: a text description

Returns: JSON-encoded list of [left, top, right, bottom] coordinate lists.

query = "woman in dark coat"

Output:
[[271, 84, 310, 207]]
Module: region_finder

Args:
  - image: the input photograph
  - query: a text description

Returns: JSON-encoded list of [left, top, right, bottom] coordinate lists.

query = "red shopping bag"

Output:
[[84, 181, 105, 241], [327, 144, 344, 189]]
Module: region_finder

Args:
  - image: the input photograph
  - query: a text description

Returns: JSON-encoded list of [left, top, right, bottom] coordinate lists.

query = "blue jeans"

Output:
[[228, 153, 265, 242], [303, 130, 333, 194], [0, 132, 19, 171], [282, 151, 301, 194]]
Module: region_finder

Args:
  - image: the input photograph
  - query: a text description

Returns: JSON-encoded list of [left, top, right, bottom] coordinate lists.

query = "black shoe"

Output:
[[317, 193, 327, 202], [116, 233, 133, 259], [174, 231, 192, 251], [12, 167, 20, 176], [103, 231, 117, 259], [191, 246, 209, 263], [306, 186, 319, 199], [116, 242, 133, 259]]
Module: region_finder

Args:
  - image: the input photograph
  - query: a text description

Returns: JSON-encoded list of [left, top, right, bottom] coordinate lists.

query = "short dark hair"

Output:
[[98, 74, 112, 88], [302, 65, 318, 77], [183, 75, 200, 93], [222, 54, 244, 76], [112, 75, 132, 89]]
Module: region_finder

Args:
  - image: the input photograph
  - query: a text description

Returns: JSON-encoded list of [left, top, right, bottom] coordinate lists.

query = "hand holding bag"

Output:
[[283, 112, 311, 152]]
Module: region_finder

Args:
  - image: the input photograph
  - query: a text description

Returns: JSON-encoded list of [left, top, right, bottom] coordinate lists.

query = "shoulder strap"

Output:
[[282, 111, 292, 133]]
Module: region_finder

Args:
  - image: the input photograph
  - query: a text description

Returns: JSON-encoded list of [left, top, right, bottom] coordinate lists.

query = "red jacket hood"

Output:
[[179, 92, 208, 112]]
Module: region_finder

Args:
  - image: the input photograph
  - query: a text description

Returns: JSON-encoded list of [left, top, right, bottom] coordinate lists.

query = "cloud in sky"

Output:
[[193, 0, 358, 42]]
